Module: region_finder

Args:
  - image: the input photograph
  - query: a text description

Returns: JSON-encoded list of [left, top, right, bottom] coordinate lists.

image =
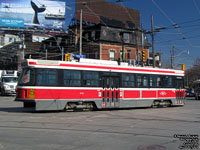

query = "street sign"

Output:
[[73, 54, 86, 58]]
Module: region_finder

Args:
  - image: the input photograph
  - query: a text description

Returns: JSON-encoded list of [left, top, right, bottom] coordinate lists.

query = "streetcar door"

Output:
[[102, 76, 120, 108], [112, 76, 120, 108], [175, 76, 184, 99]]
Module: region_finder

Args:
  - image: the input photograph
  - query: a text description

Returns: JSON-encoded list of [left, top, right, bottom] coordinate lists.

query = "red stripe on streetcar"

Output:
[[29, 61, 184, 75], [32, 89, 100, 99], [29, 62, 37, 65], [60, 63, 176, 74], [142, 91, 157, 98], [124, 91, 140, 98]]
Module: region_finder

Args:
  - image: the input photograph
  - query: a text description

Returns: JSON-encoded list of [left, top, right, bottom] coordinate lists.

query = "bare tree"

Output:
[[185, 58, 200, 87]]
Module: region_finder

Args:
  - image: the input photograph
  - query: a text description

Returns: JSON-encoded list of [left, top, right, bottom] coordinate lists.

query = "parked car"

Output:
[[192, 80, 200, 100], [194, 87, 200, 100], [0, 70, 18, 96], [185, 88, 194, 97]]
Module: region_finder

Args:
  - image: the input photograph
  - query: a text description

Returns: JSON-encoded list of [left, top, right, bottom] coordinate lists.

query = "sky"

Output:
[[65, 0, 200, 69], [105, 0, 200, 69]]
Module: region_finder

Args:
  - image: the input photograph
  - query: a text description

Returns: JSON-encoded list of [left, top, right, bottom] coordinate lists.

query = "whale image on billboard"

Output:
[[0, 0, 66, 30]]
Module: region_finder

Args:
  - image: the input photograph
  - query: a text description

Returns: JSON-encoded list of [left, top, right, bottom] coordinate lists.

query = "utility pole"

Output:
[[141, 31, 144, 50], [19, 34, 25, 60], [151, 15, 155, 68], [135, 29, 139, 64], [141, 30, 145, 66], [122, 38, 125, 62], [79, 9, 83, 55], [120, 31, 125, 62], [171, 46, 175, 69], [18, 33, 25, 72], [44, 44, 47, 60]]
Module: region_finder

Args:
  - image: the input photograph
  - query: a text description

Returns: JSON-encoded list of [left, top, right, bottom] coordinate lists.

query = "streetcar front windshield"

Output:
[[18, 68, 35, 86]]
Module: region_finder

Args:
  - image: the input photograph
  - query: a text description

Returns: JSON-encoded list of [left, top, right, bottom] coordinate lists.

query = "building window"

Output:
[[120, 50, 123, 61], [9, 37, 12, 42], [123, 33, 130, 43], [110, 50, 115, 61], [85, 33, 89, 40], [91, 31, 95, 40], [127, 49, 131, 60]]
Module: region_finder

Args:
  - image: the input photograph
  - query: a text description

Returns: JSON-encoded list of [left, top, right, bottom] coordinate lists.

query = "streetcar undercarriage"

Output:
[[20, 98, 184, 111]]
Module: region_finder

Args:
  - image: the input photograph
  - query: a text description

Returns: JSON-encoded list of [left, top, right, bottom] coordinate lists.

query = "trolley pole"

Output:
[[62, 47, 64, 61], [135, 29, 139, 65], [80, 9, 83, 55]]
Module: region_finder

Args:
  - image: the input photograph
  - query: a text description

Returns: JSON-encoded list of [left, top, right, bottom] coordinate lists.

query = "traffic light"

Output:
[[181, 64, 185, 71], [142, 50, 146, 64], [65, 54, 70, 61]]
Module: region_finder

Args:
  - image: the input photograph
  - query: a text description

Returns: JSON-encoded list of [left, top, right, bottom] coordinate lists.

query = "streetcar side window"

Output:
[[63, 70, 81, 86], [151, 75, 162, 88], [121, 73, 135, 88], [136, 75, 142, 87], [83, 71, 99, 87], [168, 76, 174, 88], [136, 74, 149, 88], [161, 76, 173, 88], [150, 75, 160, 88], [143, 75, 149, 87], [37, 69, 57, 86]]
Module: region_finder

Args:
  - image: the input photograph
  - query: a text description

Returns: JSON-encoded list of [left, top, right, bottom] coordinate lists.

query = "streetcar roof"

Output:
[[22, 59, 184, 76]]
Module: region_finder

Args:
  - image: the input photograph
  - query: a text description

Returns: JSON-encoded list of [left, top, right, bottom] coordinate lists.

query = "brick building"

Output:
[[67, 0, 151, 64]]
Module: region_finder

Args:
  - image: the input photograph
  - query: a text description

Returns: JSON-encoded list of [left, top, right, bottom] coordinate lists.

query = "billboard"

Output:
[[0, 0, 66, 30]]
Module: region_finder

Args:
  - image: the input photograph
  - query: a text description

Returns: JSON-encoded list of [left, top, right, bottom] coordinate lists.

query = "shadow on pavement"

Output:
[[186, 97, 196, 100], [0, 107, 35, 113]]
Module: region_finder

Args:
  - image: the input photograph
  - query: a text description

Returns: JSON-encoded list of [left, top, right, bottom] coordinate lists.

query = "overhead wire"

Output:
[[151, 0, 194, 48], [149, 1, 199, 69], [193, 0, 200, 16]]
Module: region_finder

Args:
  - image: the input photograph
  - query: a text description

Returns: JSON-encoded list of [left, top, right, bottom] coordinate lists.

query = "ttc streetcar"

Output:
[[15, 58, 185, 111]]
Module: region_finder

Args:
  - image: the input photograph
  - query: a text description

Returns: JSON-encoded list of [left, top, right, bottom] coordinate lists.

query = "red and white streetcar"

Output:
[[15, 58, 185, 111]]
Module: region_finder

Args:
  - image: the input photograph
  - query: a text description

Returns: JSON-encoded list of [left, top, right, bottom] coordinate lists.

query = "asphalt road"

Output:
[[0, 96, 199, 150]]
